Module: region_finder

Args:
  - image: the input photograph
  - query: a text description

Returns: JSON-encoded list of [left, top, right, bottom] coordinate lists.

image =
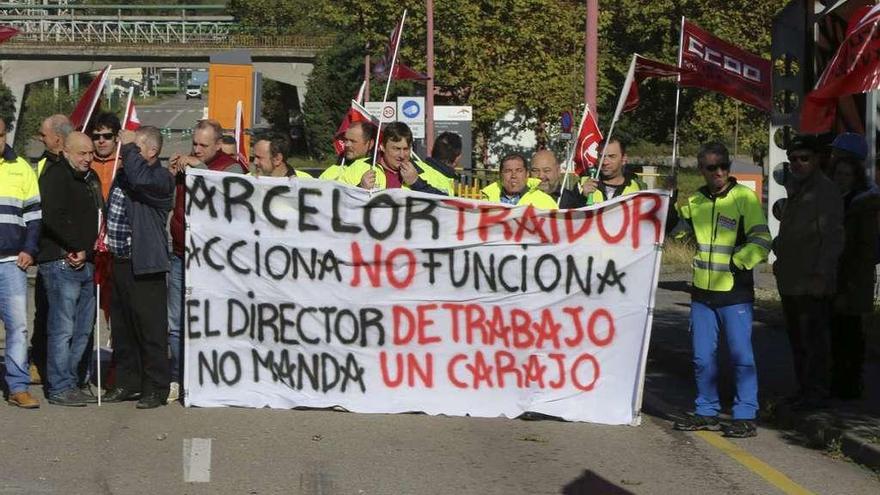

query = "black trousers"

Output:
[[110, 259, 169, 396], [781, 294, 832, 400], [831, 312, 865, 399]]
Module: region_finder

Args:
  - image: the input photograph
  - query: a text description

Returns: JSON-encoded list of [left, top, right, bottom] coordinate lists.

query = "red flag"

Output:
[[679, 21, 772, 112], [624, 55, 686, 113], [123, 97, 140, 131], [69, 65, 112, 131], [234, 101, 249, 170], [333, 83, 370, 156], [372, 13, 428, 82], [93, 215, 113, 320], [800, 5, 880, 133], [0, 25, 19, 44], [573, 107, 603, 176]]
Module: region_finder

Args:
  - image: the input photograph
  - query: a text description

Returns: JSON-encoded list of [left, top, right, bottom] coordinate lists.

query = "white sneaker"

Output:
[[167, 382, 180, 402]]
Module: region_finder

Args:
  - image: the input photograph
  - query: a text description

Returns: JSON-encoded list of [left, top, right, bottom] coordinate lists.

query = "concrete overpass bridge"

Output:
[[0, 3, 333, 143]]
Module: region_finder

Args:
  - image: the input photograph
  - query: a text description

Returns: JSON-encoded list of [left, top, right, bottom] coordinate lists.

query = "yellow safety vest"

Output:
[[339, 157, 454, 195], [585, 175, 647, 205], [678, 182, 771, 292], [480, 179, 557, 209]]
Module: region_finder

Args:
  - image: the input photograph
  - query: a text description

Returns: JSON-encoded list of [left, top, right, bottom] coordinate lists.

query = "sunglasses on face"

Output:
[[787, 154, 812, 163], [91, 132, 115, 141], [702, 163, 731, 172]]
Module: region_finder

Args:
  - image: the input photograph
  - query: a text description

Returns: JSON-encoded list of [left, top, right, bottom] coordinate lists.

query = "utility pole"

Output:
[[426, 0, 436, 153], [585, 0, 598, 113]]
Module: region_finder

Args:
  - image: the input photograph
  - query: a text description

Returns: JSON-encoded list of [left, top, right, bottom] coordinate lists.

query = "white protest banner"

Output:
[[184, 170, 669, 425]]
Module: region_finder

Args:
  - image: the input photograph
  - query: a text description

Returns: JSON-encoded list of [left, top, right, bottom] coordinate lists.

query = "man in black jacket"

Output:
[[530, 149, 586, 209], [102, 126, 175, 409], [37, 132, 102, 406], [31, 114, 74, 384]]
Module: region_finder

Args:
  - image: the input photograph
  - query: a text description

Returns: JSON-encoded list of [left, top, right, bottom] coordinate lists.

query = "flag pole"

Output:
[[81, 64, 112, 132], [95, 212, 103, 406], [594, 54, 637, 180], [671, 16, 685, 175], [109, 88, 134, 181], [557, 107, 589, 207], [371, 10, 408, 175]]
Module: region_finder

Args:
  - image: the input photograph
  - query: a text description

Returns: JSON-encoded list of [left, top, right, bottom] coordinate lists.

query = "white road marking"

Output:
[[183, 438, 212, 483]]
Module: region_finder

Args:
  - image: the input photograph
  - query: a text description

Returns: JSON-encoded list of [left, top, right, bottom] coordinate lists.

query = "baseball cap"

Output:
[[787, 134, 820, 154], [831, 132, 868, 160]]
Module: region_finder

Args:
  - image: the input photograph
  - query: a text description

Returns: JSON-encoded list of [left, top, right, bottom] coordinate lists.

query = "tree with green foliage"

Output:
[[301, 36, 369, 159], [0, 82, 16, 131], [234, 0, 789, 163]]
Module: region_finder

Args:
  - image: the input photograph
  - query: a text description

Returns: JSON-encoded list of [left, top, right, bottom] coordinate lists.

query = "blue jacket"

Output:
[[0, 145, 41, 258], [111, 143, 175, 275]]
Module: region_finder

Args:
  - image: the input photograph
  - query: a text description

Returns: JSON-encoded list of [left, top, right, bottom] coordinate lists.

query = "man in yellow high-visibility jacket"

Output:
[[321, 121, 377, 182], [480, 153, 556, 209], [671, 142, 770, 439], [339, 122, 452, 196]]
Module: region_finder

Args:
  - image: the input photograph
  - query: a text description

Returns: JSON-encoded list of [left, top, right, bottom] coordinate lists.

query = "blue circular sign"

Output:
[[402, 100, 421, 119], [561, 111, 573, 133]]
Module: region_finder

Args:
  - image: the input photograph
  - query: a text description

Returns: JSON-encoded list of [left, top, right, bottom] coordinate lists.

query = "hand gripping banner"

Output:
[[183, 170, 669, 425]]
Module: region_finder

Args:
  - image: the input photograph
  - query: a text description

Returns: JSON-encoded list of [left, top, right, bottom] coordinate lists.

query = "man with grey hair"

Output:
[[102, 126, 175, 409], [31, 114, 75, 386], [36, 114, 73, 177]]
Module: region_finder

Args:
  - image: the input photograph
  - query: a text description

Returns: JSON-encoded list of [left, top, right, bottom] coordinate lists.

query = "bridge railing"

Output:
[[2, 20, 335, 49]]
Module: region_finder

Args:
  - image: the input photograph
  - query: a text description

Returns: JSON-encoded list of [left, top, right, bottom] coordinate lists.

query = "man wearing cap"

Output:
[[774, 134, 845, 410], [830, 132, 869, 169]]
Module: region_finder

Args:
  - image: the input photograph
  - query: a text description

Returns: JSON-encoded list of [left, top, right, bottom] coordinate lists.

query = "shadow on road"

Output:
[[561, 470, 636, 495]]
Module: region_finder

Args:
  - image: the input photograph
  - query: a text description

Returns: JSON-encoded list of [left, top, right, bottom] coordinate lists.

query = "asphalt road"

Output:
[[1, 275, 878, 494], [134, 94, 206, 159]]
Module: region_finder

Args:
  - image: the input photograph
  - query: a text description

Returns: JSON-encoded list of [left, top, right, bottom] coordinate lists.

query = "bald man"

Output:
[[530, 150, 586, 209], [37, 131, 103, 406]]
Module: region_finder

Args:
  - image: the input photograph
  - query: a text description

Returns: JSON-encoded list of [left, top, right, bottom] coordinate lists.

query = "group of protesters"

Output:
[[1, 107, 874, 428]]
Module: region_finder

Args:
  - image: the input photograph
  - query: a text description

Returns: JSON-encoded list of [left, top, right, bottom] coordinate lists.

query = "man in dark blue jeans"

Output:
[[37, 132, 102, 406]]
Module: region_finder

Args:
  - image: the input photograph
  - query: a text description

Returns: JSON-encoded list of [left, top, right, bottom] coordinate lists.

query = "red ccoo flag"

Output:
[[573, 106, 603, 176], [372, 14, 428, 82], [679, 21, 772, 112], [800, 5, 880, 133], [69, 65, 112, 131], [0, 25, 20, 44], [624, 55, 686, 113]]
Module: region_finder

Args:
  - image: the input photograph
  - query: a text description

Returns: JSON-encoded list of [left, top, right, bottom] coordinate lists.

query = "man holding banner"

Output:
[[530, 150, 585, 209], [671, 142, 770, 438], [340, 122, 452, 195], [481, 154, 556, 209], [252, 134, 312, 179]]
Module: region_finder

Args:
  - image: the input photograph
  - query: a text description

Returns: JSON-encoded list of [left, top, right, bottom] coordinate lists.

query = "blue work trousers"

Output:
[[690, 301, 758, 420]]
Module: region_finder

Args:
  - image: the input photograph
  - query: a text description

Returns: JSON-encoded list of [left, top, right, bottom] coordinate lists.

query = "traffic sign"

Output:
[[561, 111, 573, 133]]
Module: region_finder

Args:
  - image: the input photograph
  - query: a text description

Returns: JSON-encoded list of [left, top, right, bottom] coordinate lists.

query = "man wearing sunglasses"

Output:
[[774, 135, 844, 411], [88, 112, 122, 201], [671, 142, 770, 438]]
